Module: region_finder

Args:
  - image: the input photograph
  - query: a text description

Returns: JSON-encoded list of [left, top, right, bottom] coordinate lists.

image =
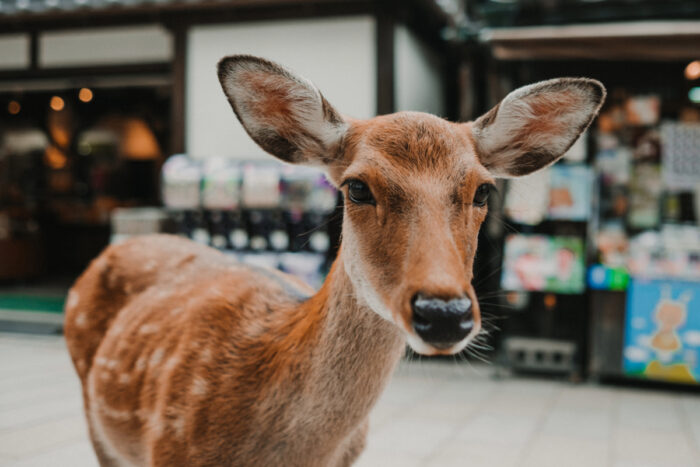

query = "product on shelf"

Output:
[[623, 278, 700, 385], [110, 208, 172, 244], [242, 162, 281, 209], [158, 155, 338, 289], [624, 95, 660, 126], [595, 223, 629, 267], [503, 168, 550, 225], [627, 226, 700, 281], [547, 165, 592, 221], [503, 162, 593, 224], [627, 164, 662, 229], [162, 154, 202, 209], [501, 234, 585, 294], [661, 122, 700, 192], [201, 157, 242, 210], [279, 165, 336, 214], [587, 264, 629, 291]]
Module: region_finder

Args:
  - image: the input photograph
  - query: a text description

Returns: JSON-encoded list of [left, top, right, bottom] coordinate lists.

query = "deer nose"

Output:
[[411, 294, 474, 346]]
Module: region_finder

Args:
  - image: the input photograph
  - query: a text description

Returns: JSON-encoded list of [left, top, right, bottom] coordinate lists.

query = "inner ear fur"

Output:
[[471, 78, 606, 177], [217, 55, 347, 165]]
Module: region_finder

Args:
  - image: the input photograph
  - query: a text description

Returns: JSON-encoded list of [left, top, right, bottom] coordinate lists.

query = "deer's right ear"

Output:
[[471, 78, 605, 177], [217, 55, 347, 165]]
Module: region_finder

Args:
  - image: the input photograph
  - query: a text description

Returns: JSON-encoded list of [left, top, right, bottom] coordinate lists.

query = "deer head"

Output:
[[218, 55, 605, 356]]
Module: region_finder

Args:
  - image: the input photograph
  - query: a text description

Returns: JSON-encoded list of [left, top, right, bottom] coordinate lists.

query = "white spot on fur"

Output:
[[170, 307, 184, 317], [139, 323, 159, 335], [191, 376, 208, 396], [100, 371, 111, 382], [86, 372, 133, 466], [98, 399, 132, 422], [66, 290, 79, 310], [96, 357, 118, 370], [149, 348, 164, 368], [76, 359, 86, 373], [154, 289, 172, 301], [135, 356, 147, 372], [164, 356, 179, 372], [149, 412, 164, 438], [199, 347, 212, 363], [144, 260, 157, 272], [93, 255, 108, 271], [170, 414, 186, 438], [109, 322, 124, 336], [74, 312, 88, 328], [118, 373, 131, 384]]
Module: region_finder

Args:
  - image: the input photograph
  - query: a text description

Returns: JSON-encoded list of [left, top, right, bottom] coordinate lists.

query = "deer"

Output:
[[64, 54, 605, 466]]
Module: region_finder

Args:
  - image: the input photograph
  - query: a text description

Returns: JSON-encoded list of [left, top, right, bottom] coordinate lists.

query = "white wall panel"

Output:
[[0, 34, 30, 70], [395, 25, 445, 116], [186, 16, 376, 160], [40, 26, 172, 67]]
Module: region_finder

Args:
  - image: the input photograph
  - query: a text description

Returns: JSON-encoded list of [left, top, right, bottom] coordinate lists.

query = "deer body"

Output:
[[66, 55, 604, 466], [66, 236, 403, 466]]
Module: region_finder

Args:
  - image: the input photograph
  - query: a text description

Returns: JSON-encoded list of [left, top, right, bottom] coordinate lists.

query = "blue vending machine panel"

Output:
[[623, 278, 700, 384]]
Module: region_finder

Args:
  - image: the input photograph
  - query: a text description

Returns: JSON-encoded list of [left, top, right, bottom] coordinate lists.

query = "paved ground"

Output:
[[1, 332, 699, 467]]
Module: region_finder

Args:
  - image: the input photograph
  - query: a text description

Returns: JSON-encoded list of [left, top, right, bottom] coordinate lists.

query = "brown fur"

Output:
[[66, 237, 403, 466], [66, 55, 605, 466]]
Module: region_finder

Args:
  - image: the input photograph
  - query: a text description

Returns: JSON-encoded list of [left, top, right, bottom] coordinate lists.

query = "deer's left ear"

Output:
[[471, 78, 606, 177], [217, 55, 347, 166]]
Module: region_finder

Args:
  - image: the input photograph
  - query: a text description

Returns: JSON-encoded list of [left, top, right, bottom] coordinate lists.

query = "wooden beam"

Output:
[[29, 31, 38, 71], [481, 20, 700, 42], [0, 0, 374, 34], [481, 21, 700, 61], [489, 37, 700, 62], [375, 1, 395, 115], [170, 26, 187, 155], [0, 63, 171, 81]]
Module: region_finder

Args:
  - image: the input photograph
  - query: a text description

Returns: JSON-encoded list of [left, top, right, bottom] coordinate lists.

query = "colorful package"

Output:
[[501, 235, 585, 294], [623, 278, 700, 384]]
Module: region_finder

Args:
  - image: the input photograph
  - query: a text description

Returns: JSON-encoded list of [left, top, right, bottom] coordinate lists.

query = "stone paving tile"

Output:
[[1, 333, 698, 467]]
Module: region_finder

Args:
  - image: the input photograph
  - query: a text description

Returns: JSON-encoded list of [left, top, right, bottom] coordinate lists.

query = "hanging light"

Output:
[[79, 88, 93, 103], [8, 100, 20, 115], [685, 60, 700, 81], [50, 96, 65, 111]]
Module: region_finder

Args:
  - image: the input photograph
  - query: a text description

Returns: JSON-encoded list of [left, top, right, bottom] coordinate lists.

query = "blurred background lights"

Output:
[[689, 87, 700, 104], [79, 88, 93, 103], [8, 101, 21, 115], [50, 96, 65, 111], [685, 60, 700, 81]]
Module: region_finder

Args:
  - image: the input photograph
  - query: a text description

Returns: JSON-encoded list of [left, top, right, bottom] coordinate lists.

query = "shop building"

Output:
[[1, 0, 700, 389]]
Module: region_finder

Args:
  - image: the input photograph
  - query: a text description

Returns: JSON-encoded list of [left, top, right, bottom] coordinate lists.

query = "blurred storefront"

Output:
[[0, 0, 454, 328], [456, 1, 700, 387], [1, 0, 699, 389]]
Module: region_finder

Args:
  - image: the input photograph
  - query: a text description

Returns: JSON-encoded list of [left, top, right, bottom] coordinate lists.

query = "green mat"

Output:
[[0, 294, 65, 313]]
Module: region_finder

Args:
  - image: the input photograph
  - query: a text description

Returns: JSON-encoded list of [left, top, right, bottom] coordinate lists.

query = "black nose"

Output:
[[411, 294, 474, 346]]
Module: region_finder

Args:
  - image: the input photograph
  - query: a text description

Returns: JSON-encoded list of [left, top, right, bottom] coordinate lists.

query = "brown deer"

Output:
[[64, 55, 605, 466]]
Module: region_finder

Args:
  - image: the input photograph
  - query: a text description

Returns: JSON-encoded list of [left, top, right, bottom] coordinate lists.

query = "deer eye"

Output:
[[473, 183, 492, 207], [347, 180, 375, 205]]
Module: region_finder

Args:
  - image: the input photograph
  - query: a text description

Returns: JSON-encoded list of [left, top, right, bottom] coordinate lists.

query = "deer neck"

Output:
[[300, 249, 405, 424]]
